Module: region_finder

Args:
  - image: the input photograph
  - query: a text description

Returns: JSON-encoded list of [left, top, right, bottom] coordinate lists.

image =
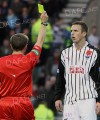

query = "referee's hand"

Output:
[[40, 11, 48, 23], [55, 100, 63, 112]]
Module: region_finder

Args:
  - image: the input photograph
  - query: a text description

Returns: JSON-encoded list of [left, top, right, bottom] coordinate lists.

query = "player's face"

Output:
[[71, 25, 86, 43]]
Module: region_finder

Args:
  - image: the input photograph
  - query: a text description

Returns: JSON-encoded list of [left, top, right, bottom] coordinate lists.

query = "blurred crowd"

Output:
[[0, 0, 100, 119]]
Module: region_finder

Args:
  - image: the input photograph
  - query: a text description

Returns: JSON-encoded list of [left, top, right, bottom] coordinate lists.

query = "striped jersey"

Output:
[[54, 42, 100, 104]]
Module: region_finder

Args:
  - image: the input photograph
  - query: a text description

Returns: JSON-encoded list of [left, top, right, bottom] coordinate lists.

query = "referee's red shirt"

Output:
[[0, 45, 41, 98]]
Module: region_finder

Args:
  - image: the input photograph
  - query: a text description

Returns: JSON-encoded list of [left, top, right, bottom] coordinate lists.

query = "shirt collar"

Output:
[[73, 41, 88, 50]]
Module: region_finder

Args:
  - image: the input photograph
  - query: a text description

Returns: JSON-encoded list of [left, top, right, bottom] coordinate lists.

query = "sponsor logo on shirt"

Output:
[[70, 66, 84, 74]]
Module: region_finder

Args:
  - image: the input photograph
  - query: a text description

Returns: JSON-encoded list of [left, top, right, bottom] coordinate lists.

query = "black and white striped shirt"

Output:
[[54, 42, 100, 104]]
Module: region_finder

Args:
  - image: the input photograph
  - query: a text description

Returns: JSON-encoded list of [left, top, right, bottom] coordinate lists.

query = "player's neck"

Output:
[[12, 51, 24, 55], [74, 38, 86, 50]]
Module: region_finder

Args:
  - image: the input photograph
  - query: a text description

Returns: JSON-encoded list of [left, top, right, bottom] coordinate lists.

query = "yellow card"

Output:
[[38, 4, 44, 13]]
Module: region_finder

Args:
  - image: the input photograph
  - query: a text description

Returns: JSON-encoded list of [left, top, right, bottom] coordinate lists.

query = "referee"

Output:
[[54, 21, 100, 120]]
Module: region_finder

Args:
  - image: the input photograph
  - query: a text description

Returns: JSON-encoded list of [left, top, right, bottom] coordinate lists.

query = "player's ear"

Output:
[[82, 32, 87, 37]]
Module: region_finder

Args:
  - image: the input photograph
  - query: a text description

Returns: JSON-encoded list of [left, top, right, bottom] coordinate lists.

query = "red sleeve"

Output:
[[26, 45, 42, 68], [32, 45, 42, 54]]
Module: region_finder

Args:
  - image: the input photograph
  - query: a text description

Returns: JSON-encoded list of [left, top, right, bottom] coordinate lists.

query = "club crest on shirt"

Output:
[[85, 50, 93, 58]]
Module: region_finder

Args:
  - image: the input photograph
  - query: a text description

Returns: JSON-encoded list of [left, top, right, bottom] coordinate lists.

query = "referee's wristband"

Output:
[[41, 22, 48, 26]]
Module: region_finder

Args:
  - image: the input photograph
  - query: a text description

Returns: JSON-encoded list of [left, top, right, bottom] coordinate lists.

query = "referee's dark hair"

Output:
[[10, 33, 29, 51], [72, 21, 88, 33]]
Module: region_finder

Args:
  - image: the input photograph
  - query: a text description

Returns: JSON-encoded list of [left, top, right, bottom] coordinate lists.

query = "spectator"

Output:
[[88, 25, 100, 48], [1, 0, 8, 18], [21, 6, 31, 29], [64, 24, 73, 48], [35, 101, 54, 120], [22, 27, 32, 53], [53, 18, 65, 48], [45, 76, 57, 114], [0, 38, 12, 57], [11, 0, 22, 16], [46, 49, 60, 75], [9, 29, 16, 37], [15, 24, 21, 33], [6, 8, 18, 29]]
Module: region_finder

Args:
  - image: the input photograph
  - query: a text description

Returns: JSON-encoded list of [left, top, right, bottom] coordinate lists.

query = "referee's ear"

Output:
[[10, 44, 13, 51], [23, 44, 28, 53]]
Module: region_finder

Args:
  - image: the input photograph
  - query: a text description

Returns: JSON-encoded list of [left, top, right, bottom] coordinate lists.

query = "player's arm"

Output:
[[89, 49, 100, 102], [54, 53, 66, 111], [89, 49, 100, 114], [95, 50, 100, 102]]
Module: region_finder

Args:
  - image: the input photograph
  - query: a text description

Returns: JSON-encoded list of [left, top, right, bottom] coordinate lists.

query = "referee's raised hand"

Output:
[[35, 11, 48, 48], [40, 11, 48, 23]]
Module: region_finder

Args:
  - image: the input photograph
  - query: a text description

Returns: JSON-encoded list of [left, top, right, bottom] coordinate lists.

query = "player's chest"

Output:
[[64, 49, 94, 74]]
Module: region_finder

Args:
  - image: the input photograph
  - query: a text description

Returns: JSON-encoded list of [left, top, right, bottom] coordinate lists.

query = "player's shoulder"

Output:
[[61, 44, 73, 54], [87, 43, 100, 54]]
